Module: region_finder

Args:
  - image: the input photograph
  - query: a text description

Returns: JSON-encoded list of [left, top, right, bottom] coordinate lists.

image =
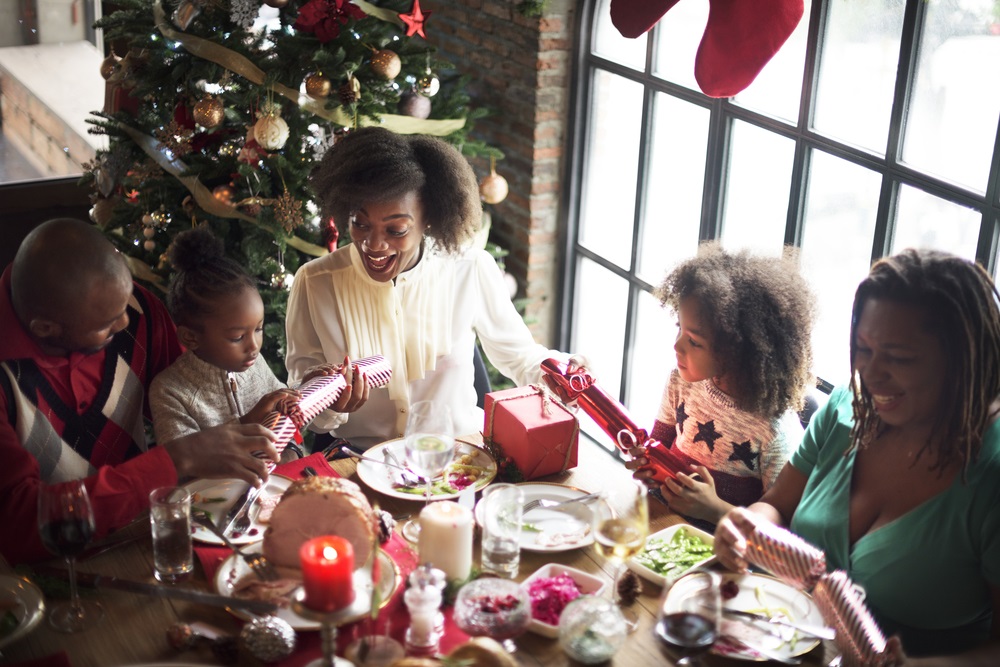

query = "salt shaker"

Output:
[[404, 564, 447, 655]]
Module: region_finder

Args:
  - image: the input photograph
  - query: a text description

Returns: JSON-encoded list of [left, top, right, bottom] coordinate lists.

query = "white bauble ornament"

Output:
[[254, 115, 289, 151]]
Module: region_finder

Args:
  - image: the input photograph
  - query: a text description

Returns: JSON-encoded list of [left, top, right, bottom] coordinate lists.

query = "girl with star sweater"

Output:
[[632, 243, 816, 528]]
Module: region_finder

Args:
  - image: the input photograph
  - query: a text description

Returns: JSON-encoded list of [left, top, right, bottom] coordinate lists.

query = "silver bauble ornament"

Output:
[[417, 71, 440, 97], [398, 90, 431, 119], [239, 616, 296, 662], [254, 114, 289, 150]]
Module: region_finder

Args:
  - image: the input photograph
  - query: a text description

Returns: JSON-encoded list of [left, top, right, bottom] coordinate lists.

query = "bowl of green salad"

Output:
[[627, 523, 715, 586]]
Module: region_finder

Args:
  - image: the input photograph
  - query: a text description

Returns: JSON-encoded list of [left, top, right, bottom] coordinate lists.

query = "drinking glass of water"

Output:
[[479, 483, 525, 578], [401, 401, 455, 542], [37, 480, 103, 632], [149, 486, 193, 584]]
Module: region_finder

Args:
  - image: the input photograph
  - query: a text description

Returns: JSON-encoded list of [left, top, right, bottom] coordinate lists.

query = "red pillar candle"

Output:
[[299, 535, 355, 612]]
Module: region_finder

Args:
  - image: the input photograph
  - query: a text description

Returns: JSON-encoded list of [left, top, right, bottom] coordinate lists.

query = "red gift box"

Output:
[[483, 385, 579, 480]]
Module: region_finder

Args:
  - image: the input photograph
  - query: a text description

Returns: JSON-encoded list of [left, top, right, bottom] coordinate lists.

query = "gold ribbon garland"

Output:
[[119, 123, 329, 257], [151, 1, 465, 136]]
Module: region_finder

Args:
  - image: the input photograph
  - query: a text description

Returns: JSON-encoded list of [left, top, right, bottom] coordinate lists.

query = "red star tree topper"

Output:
[[399, 0, 431, 38]]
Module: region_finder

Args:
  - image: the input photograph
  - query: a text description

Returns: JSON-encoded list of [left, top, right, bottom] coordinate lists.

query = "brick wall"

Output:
[[431, 0, 577, 346]]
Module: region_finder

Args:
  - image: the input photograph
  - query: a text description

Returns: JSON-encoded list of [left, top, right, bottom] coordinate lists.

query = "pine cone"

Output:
[[616, 569, 642, 606], [339, 76, 361, 106], [377, 509, 395, 543]]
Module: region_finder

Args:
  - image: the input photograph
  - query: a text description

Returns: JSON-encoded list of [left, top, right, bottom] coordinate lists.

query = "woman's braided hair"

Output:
[[848, 248, 1000, 473], [658, 242, 816, 419]]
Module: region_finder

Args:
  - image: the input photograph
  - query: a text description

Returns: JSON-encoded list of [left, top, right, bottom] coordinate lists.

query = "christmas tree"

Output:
[[81, 0, 504, 378]]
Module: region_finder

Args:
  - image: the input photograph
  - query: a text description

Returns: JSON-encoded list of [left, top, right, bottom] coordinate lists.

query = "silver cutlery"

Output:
[[384, 446, 422, 487], [222, 484, 262, 538], [722, 606, 835, 640], [339, 446, 427, 488], [723, 635, 803, 665], [522, 491, 603, 514], [193, 512, 280, 582]]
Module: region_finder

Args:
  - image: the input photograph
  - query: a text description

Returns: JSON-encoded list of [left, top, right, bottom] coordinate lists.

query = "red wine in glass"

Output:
[[37, 481, 104, 633], [656, 612, 718, 656]]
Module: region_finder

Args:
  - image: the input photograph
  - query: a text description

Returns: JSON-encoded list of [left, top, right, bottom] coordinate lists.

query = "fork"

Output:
[[192, 512, 280, 582], [522, 491, 603, 514]]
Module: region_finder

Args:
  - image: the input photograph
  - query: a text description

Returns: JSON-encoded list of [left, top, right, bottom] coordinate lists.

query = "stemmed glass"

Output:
[[655, 571, 721, 665], [453, 577, 532, 653], [592, 478, 649, 631], [37, 480, 104, 632], [400, 401, 455, 542]]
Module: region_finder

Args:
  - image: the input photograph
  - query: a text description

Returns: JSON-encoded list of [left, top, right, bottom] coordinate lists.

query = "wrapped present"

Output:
[[744, 520, 827, 591], [261, 355, 392, 467], [483, 385, 579, 480], [814, 570, 890, 667]]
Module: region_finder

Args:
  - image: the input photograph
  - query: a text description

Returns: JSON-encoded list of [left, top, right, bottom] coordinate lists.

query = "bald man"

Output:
[[0, 219, 279, 564]]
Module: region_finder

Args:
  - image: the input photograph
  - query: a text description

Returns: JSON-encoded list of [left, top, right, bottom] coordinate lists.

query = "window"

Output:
[[564, 0, 1000, 450]]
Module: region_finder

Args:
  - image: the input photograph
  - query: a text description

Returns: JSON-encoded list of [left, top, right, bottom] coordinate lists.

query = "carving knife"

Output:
[[34, 566, 278, 615]]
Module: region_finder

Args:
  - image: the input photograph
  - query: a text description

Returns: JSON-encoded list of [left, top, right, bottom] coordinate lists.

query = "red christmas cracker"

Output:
[[744, 520, 826, 591], [814, 570, 890, 667], [260, 355, 392, 468]]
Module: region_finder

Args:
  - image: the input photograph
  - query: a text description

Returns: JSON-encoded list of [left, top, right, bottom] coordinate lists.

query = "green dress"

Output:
[[789, 385, 1000, 656]]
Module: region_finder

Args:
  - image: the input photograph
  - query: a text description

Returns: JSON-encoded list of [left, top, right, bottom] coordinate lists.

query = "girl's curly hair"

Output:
[[658, 242, 816, 419], [310, 127, 482, 254], [165, 225, 256, 329], [849, 249, 1000, 474]]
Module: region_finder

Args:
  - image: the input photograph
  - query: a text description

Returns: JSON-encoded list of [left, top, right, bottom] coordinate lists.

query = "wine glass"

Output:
[[37, 480, 104, 632], [655, 571, 721, 665], [592, 478, 649, 631], [400, 401, 455, 542], [453, 577, 531, 653]]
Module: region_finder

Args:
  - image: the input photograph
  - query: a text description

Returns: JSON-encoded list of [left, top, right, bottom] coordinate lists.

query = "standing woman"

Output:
[[714, 249, 1000, 663], [286, 127, 573, 449]]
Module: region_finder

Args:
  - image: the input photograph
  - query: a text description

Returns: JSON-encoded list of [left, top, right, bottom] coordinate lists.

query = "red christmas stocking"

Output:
[[694, 0, 804, 98], [609, 0, 683, 39]]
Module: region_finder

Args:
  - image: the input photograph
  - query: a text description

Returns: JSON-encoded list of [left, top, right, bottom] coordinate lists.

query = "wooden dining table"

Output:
[[1, 435, 838, 666]]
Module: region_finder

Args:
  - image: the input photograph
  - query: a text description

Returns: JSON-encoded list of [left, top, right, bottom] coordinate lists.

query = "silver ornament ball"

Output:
[[417, 72, 440, 97], [239, 616, 296, 662]]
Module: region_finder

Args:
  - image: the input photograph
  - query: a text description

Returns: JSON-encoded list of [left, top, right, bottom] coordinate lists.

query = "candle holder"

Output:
[[292, 587, 370, 667]]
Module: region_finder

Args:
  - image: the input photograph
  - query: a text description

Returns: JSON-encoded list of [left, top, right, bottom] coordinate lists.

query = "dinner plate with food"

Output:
[[186, 475, 292, 545], [356, 438, 497, 501], [627, 523, 716, 586], [0, 575, 44, 650], [662, 571, 825, 662], [474, 482, 602, 553], [214, 475, 402, 630]]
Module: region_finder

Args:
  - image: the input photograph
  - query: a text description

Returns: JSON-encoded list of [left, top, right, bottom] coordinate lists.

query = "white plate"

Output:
[[662, 572, 823, 662], [186, 475, 292, 545], [474, 482, 599, 553], [627, 523, 715, 586], [356, 438, 497, 501], [213, 543, 400, 630], [0, 575, 44, 650]]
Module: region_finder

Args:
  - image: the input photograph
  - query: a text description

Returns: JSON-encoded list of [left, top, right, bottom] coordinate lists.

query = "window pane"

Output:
[[800, 151, 882, 386], [593, 0, 647, 70], [637, 93, 709, 283], [579, 70, 644, 270], [892, 185, 981, 259], [652, 0, 706, 91], [813, 0, 905, 153], [733, 0, 812, 123], [627, 288, 676, 429], [720, 121, 795, 255], [571, 258, 630, 451], [902, 0, 1000, 192]]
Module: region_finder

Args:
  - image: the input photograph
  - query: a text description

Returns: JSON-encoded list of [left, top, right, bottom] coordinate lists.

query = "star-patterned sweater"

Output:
[[652, 369, 802, 510]]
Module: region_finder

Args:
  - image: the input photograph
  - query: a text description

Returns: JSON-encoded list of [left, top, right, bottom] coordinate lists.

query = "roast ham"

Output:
[[262, 476, 378, 569]]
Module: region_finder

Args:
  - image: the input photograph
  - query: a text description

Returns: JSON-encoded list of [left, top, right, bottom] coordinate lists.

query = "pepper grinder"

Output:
[[404, 564, 447, 656]]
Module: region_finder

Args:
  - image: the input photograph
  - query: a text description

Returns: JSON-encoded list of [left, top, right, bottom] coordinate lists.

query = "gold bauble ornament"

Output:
[[254, 114, 289, 150], [193, 96, 225, 129], [304, 72, 332, 98], [99, 52, 120, 80], [213, 184, 235, 204], [90, 198, 116, 228], [262, 0, 289, 7], [143, 239, 157, 251], [479, 170, 509, 205], [370, 49, 401, 80], [143, 226, 156, 239]]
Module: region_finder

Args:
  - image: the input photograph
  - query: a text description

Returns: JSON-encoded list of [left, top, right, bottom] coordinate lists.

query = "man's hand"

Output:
[[713, 507, 764, 573], [164, 422, 279, 486]]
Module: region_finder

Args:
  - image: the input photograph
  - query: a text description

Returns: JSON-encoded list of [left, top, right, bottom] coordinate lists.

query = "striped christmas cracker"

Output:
[[814, 570, 890, 667], [260, 355, 393, 467], [745, 520, 827, 591]]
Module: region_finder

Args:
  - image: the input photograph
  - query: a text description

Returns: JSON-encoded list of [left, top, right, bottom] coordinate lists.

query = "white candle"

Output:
[[418, 501, 473, 583]]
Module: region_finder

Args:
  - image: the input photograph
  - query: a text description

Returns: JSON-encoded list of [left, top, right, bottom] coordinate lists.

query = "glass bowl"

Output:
[[558, 596, 628, 664], [453, 578, 531, 652]]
